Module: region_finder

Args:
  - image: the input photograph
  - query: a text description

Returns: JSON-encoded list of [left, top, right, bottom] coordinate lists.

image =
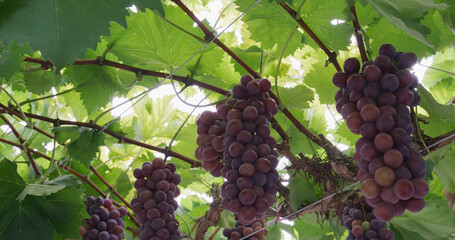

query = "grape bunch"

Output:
[[196, 75, 279, 225], [131, 158, 181, 240], [341, 203, 394, 240], [81, 196, 128, 240], [195, 110, 225, 177], [332, 44, 429, 222], [222, 220, 268, 240]]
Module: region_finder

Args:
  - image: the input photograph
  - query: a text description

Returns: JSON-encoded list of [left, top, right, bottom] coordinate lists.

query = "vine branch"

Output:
[[349, 6, 368, 63], [279, 3, 342, 72], [0, 103, 201, 167], [0, 114, 41, 176]]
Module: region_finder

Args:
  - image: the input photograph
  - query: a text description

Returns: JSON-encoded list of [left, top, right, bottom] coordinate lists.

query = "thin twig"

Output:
[[349, 6, 368, 63]]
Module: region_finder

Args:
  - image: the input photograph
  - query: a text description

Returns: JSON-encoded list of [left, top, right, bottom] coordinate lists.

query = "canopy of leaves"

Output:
[[0, 0, 454, 239]]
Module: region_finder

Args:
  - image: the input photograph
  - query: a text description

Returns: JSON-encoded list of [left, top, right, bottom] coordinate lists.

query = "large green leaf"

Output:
[[23, 70, 60, 95], [288, 172, 318, 211], [439, 0, 455, 35], [276, 85, 314, 109], [425, 143, 455, 192], [235, 0, 303, 57], [0, 0, 131, 69], [109, 5, 209, 71], [429, 77, 455, 104], [390, 199, 455, 240], [422, 47, 455, 88]]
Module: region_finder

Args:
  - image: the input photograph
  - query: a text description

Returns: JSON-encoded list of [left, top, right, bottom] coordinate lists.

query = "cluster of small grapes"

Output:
[[222, 220, 268, 240], [444, 188, 455, 214], [131, 158, 181, 240], [80, 196, 127, 240], [332, 44, 429, 222], [195, 75, 279, 226], [342, 203, 394, 240]]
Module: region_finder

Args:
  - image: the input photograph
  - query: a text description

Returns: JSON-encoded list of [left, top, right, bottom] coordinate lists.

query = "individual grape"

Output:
[[394, 88, 414, 106], [259, 78, 271, 92], [232, 84, 248, 99], [332, 72, 349, 87], [239, 188, 256, 205], [410, 90, 421, 107], [243, 106, 258, 121], [360, 143, 380, 161], [336, 97, 350, 113], [241, 74, 254, 86], [379, 106, 397, 116], [405, 156, 426, 177], [411, 179, 429, 198], [375, 114, 395, 132], [360, 104, 380, 122], [229, 142, 245, 158], [352, 225, 364, 237], [368, 157, 385, 175], [398, 52, 417, 69], [361, 178, 380, 198], [377, 91, 396, 106], [393, 179, 415, 200], [373, 55, 392, 73], [405, 198, 425, 212], [374, 202, 395, 222], [363, 64, 382, 82], [374, 167, 396, 187], [346, 112, 364, 133], [363, 82, 381, 99], [395, 69, 414, 87], [374, 133, 394, 152], [344, 57, 361, 74], [383, 149, 403, 169], [347, 73, 366, 91], [380, 186, 399, 204], [378, 44, 396, 58], [246, 80, 261, 95], [360, 122, 378, 139]]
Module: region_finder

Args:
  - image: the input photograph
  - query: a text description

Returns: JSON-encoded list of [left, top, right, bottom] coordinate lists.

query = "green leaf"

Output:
[[293, 213, 344, 239], [429, 77, 455, 104], [0, 0, 131, 69], [363, 0, 437, 48], [304, 57, 339, 104], [67, 128, 105, 167], [297, 0, 354, 52], [439, 0, 455, 35], [267, 223, 283, 240], [390, 199, 455, 240], [52, 126, 81, 145], [426, 144, 455, 192], [276, 85, 313, 109], [417, 84, 455, 137], [288, 172, 317, 211], [0, 160, 26, 214], [235, 0, 303, 57], [0, 40, 32, 80], [109, 5, 208, 70], [23, 70, 60, 95], [422, 47, 455, 88], [44, 175, 82, 189], [17, 184, 65, 202]]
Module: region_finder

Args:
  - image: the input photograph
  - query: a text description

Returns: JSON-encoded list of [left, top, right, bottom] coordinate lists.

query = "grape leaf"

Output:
[[108, 5, 209, 71], [429, 77, 455, 104], [52, 126, 81, 145], [304, 58, 339, 104], [0, 0, 132, 70], [362, 0, 438, 48], [276, 85, 313, 109], [295, 0, 354, 52], [23, 70, 60, 95], [422, 47, 455, 88], [17, 184, 65, 202], [67, 128, 105, 167], [390, 199, 455, 240], [417, 84, 455, 137], [293, 213, 344, 239], [288, 172, 318, 211], [0, 160, 26, 214], [0, 40, 32, 80], [425, 144, 455, 192], [439, 0, 455, 35], [235, 0, 303, 58]]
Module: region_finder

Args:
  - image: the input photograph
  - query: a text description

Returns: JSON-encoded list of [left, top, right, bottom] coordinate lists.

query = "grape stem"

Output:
[[0, 114, 41, 177], [349, 6, 369, 63]]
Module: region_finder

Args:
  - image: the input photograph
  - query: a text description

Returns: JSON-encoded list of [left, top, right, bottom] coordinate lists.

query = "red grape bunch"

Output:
[[341, 203, 394, 240], [332, 44, 429, 222], [80, 196, 128, 240], [222, 220, 268, 240], [131, 158, 181, 240], [196, 75, 279, 225]]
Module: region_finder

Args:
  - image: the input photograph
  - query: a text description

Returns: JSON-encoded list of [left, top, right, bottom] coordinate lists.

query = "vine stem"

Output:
[[279, 3, 342, 72], [0, 103, 201, 167], [89, 165, 133, 210], [349, 6, 369, 63], [0, 136, 140, 227], [0, 115, 41, 176]]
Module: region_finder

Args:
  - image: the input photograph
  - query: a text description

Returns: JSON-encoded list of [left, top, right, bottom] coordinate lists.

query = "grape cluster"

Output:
[[131, 158, 181, 240], [81, 196, 127, 240], [332, 44, 429, 222], [342, 203, 394, 240], [195, 75, 279, 225], [222, 220, 268, 240]]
